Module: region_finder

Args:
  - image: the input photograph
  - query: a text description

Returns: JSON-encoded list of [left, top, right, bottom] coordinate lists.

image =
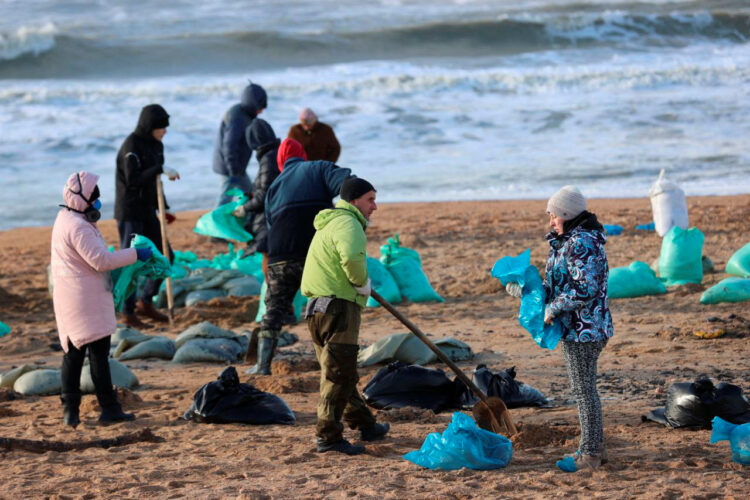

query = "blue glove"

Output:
[[135, 247, 153, 262]]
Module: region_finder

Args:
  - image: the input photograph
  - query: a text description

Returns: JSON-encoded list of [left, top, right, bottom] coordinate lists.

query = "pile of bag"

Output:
[[0, 359, 139, 396]]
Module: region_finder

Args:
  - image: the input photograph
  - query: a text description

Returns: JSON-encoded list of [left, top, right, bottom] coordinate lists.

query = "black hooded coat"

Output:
[[242, 118, 279, 250]]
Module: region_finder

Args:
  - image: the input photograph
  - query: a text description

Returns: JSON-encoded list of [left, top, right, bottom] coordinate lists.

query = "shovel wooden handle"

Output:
[[370, 289, 490, 404], [156, 175, 174, 325]]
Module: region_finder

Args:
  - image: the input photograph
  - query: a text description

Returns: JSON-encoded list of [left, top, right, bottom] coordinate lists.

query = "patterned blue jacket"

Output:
[[544, 226, 614, 343]]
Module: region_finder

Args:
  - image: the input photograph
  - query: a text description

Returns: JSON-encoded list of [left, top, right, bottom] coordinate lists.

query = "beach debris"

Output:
[[0, 321, 10, 338], [602, 224, 622, 235], [710, 416, 750, 465], [693, 329, 725, 339], [459, 365, 548, 409], [0, 428, 164, 453], [635, 221, 655, 231]]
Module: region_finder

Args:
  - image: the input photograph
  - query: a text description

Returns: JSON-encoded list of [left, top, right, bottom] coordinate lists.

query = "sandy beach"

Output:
[[0, 195, 748, 499]]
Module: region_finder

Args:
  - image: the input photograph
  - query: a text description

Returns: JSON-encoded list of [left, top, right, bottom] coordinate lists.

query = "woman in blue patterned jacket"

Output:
[[523, 185, 614, 470]]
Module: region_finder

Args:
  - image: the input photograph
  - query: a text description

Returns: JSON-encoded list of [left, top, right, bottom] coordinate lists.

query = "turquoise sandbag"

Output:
[[366, 256, 401, 307], [404, 412, 513, 470], [112, 234, 173, 311], [726, 242, 750, 278], [193, 188, 252, 242], [700, 278, 750, 305], [608, 261, 667, 299], [658, 226, 704, 286], [254, 281, 308, 323], [710, 416, 750, 465], [0, 320, 9, 337], [380, 235, 443, 303], [491, 249, 563, 350]]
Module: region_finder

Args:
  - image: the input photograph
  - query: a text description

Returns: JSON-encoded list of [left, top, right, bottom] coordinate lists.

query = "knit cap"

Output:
[[340, 177, 376, 202], [547, 185, 587, 220]]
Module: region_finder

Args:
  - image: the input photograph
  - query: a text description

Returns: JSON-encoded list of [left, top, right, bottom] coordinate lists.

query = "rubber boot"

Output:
[[99, 402, 135, 423], [316, 438, 365, 455], [245, 335, 277, 375], [61, 393, 81, 428]]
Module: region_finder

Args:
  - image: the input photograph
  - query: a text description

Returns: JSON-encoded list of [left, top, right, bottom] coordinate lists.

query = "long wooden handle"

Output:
[[370, 289, 489, 404], [155, 175, 174, 324]]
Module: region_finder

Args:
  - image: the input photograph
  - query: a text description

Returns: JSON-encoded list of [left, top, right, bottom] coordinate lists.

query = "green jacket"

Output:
[[301, 199, 369, 307]]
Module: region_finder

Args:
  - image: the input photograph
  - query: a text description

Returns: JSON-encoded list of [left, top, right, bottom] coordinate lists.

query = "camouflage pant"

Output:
[[260, 260, 304, 336], [307, 298, 375, 443]]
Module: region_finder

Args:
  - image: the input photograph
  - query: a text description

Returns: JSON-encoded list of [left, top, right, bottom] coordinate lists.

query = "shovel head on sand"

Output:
[[370, 290, 517, 436]]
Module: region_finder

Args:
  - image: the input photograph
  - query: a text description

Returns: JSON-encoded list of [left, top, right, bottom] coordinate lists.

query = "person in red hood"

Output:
[[276, 136, 308, 172]]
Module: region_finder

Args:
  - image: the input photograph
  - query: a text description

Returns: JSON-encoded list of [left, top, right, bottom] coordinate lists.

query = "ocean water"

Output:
[[1, 0, 748, 230]]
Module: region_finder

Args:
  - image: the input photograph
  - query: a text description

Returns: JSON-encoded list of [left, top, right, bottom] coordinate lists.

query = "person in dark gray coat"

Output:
[[212, 82, 267, 206]]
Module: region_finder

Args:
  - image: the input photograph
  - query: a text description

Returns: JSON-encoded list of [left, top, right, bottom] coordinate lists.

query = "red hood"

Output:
[[276, 138, 307, 171]]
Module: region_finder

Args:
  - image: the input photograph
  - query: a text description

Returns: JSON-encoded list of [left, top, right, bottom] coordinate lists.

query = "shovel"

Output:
[[370, 290, 518, 436]]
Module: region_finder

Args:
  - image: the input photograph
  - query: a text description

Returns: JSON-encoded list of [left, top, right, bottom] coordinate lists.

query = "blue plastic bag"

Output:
[[491, 249, 563, 350], [404, 412, 513, 470], [111, 234, 173, 311], [602, 224, 622, 236], [194, 188, 253, 242], [635, 222, 655, 231], [710, 416, 750, 465], [0, 321, 10, 338]]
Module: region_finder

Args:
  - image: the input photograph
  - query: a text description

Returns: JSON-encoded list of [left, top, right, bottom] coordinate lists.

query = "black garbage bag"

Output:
[[459, 365, 548, 409], [362, 361, 464, 413], [645, 378, 750, 428], [183, 366, 296, 425]]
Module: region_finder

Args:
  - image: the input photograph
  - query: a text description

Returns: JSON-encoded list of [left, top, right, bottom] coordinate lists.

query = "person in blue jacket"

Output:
[[246, 138, 352, 375], [212, 82, 267, 207]]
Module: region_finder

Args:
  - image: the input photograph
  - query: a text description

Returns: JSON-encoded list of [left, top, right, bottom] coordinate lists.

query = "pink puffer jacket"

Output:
[[50, 171, 137, 352]]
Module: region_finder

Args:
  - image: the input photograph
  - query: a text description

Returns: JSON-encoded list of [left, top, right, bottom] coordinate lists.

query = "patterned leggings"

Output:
[[562, 339, 607, 456]]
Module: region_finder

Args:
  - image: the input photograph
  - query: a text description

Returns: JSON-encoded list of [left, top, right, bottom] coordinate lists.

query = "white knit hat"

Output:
[[547, 185, 587, 220]]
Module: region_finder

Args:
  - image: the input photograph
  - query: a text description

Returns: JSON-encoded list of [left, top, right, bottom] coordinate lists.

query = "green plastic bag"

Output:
[[700, 278, 750, 304], [112, 234, 173, 311], [366, 256, 401, 307], [194, 188, 253, 242], [0, 320, 10, 338], [608, 261, 667, 299], [380, 234, 443, 303], [726, 242, 750, 278], [254, 280, 308, 323], [658, 226, 704, 286]]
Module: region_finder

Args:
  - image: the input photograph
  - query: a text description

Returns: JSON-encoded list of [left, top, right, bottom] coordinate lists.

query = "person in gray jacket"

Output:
[[212, 82, 267, 207]]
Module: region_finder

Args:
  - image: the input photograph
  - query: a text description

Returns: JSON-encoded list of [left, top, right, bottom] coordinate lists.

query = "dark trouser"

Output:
[[260, 260, 305, 336], [117, 218, 174, 315], [307, 298, 375, 443], [562, 339, 608, 456], [61, 337, 116, 408]]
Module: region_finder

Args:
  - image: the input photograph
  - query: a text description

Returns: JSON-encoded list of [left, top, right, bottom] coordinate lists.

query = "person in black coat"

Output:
[[233, 118, 280, 260], [114, 103, 179, 328]]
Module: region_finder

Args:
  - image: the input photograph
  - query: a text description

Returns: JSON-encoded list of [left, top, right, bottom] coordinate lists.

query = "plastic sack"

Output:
[[460, 365, 547, 409], [658, 226, 704, 286], [490, 249, 563, 350], [645, 379, 750, 428], [365, 256, 402, 307], [0, 364, 36, 388], [223, 276, 261, 297], [116, 336, 176, 361], [362, 361, 464, 413], [649, 169, 688, 237], [80, 359, 139, 393], [13, 369, 61, 395], [404, 412, 513, 470], [700, 278, 750, 305], [380, 235, 444, 303], [602, 224, 622, 235], [358, 333, 472, 367], [185, 289, 226, 307], [254, 280, 308, 323], [726, 242, 750, 278], [0, 320, 10, 338], [635, 222, 655, 231], [710, 417, 750, 465], [112, 234, 173, 311], [183, 366, 295, 425], [608, 261, 667, 299], [193, 188, 253, 242]]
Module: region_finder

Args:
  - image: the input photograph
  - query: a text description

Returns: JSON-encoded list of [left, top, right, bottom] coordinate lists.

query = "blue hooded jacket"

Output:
[[212, 83, 267, 177], [263, 157, 351, 263]]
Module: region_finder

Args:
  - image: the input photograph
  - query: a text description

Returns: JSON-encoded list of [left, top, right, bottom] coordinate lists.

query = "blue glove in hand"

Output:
[[135, 247, 153, 262]]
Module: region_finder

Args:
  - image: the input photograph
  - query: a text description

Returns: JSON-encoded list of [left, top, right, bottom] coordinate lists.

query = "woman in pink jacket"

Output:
[[51, 171, 152, 427]]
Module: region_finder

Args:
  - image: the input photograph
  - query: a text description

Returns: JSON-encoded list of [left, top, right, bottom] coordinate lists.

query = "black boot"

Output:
[[61, 393, 81, 428], [316, 438, 365, 455], [246, 335, 277, 375], [360, 422, 390, 442], [99, 402, 135, 424]]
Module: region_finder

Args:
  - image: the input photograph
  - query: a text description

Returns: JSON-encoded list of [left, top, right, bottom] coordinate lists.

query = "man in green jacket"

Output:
[[301, 177, 389, 455]]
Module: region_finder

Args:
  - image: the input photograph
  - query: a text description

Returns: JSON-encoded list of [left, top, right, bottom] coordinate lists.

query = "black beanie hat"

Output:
[[340, 177, 376, 202]]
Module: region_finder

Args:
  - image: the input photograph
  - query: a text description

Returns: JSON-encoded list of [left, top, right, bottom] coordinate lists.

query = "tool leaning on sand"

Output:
[[370, 289, 517, 436]]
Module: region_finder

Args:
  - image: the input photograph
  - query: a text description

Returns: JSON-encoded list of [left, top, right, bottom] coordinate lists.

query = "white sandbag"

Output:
[[185, 289, 226, 307], [80, 359, 139, 393], [649, 169, 688, 237], [14, 369, 62, 396], [223, 275, 261, 296], [0, 364, 37, 388], [175, 321, 239, 348], [117, 336, 176, 361], [172, 337, 248, 364]]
